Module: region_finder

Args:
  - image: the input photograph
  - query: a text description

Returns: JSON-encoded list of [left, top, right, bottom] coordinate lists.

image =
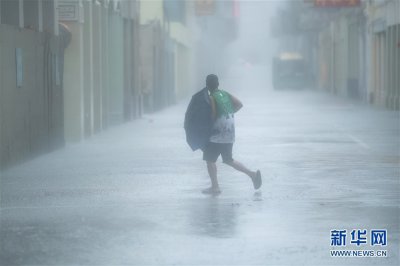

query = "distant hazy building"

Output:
[[139, 0, 194, 112], [193, 0, 240, 86], [271, 0, 399, 110], [365, 0, 400, 109]]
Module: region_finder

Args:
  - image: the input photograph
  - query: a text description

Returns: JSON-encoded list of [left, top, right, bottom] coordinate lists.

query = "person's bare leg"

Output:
[[226, 160, 262, 189], [203, 162, 221, 194], [225, 160, 256, 178]]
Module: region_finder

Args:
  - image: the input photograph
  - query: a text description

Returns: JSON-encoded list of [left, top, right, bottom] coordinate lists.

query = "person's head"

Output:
[[206, 74, 219, 91]]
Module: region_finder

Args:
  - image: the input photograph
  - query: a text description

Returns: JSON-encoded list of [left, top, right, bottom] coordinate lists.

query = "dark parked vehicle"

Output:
[[272, 53, 311, 90]]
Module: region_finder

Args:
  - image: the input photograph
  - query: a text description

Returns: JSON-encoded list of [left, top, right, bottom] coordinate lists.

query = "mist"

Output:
[[0, 0, 399, 265]]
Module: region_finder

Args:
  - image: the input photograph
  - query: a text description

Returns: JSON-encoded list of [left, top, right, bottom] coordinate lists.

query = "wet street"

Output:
[[1, 86, 399, 265]]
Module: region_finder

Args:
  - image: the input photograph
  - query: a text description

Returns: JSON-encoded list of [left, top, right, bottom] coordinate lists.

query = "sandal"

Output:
[[252, 170, 262, 190]]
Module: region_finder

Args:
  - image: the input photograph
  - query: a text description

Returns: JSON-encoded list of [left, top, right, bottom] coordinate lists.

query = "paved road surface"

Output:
[[1, 86, 399, 265]]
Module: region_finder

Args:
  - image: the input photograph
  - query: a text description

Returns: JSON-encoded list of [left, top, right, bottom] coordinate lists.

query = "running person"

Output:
[[202, 74, 261, 195]]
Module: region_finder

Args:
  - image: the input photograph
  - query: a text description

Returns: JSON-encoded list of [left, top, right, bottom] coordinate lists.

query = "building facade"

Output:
[[0, 0, 240, 170], [193, 0, 239, 87], [272, 0, 399, 110], [61, 0, 141, 142], [365, 0, 400, 109], [0, 0, 65, 169]]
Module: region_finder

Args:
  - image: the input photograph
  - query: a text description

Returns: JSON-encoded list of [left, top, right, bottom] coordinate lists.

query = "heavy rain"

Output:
[[0, 0, 399, 265]]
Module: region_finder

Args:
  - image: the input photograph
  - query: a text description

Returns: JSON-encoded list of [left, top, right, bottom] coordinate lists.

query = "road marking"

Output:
[[346, 134, 371, 150], [331, 123, 371, 150]]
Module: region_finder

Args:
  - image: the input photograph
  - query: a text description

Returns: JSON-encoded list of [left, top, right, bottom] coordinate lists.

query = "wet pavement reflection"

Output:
[[188, 197, 238, 238]]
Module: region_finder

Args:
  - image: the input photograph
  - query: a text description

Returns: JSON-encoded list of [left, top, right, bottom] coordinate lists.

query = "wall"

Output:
[[63, 21, 84, 142], [366, 0, 400, 109], [62, 0, 141, 142], [0, 0, 142, 169], [107, 9, 124, 123], [0, 25, 64, 169]]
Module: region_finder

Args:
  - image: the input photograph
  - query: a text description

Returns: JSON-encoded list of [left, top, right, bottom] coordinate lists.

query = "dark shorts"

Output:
[[203, 142, 234, 163]]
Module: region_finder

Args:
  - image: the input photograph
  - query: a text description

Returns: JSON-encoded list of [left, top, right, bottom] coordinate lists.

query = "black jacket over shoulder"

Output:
[[184, 88, 212, 151]]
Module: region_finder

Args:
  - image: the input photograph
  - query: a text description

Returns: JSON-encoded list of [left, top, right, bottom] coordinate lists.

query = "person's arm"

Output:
[[229, 93, 243, 113], [210, 96, 217, 121]]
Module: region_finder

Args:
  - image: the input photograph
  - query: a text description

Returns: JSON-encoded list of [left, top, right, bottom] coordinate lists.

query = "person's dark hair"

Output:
[[206, 74, 219, 89]]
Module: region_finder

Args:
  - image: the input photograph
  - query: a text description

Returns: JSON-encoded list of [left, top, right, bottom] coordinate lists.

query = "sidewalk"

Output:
[[1, 87, 399, 265]]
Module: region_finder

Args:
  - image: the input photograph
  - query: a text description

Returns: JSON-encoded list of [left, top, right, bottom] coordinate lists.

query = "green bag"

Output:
[[211, 90, 234, 118]]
